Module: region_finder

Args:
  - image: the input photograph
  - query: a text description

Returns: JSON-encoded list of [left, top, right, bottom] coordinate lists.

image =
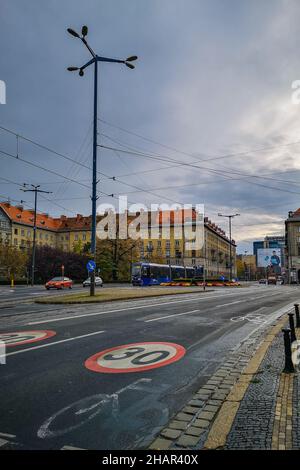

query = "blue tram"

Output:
[[131, 262, 200, 286]]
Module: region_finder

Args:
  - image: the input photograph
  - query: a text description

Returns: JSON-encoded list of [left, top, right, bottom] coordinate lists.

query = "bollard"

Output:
[[295, 303, 300, 328], [282, 328, 295, 373], [288, 312, 297, 344]]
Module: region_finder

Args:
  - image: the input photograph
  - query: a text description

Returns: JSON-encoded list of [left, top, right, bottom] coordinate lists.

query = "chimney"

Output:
[[16, 205, 23, 211]]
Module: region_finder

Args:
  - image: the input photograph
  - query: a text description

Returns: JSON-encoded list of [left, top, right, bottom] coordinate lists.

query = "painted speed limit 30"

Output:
[[0, 330, 56, 347], [85, 341, 186, 374]]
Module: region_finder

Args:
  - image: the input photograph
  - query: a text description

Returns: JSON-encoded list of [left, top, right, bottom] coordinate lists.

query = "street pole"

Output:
[[218, 213, 240, 281], [90, 58, 98, 296], [67, 25, 137, 296], [21, 184, 52, 286]]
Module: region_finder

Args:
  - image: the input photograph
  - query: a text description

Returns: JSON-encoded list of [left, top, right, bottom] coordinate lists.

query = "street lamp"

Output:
[[218, 213, 240, 281], [21, 184, 52, 286], [67, 25, 137, 296]]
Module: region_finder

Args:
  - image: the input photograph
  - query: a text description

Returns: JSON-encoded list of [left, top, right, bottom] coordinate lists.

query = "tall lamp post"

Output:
[[67, 25, 137, 296], [218, 213, 240, 281], [21, 184, 52, 286]]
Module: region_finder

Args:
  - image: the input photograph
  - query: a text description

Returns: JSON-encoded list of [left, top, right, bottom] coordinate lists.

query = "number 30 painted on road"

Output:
[[85, 342, 186, 373]]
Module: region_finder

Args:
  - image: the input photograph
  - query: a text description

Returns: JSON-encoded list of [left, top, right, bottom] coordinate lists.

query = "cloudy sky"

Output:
[[1, 0, 300, 253]]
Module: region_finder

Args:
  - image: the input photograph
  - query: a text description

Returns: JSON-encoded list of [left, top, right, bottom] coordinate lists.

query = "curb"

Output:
[[149, 306, 294, 450]]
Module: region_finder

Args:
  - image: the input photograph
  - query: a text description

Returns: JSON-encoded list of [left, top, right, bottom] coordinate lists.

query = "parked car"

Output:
[[83, 276, 103, 287], [45, 277, 73, 290], [267, 276, 277, 285], [258, 279, 267, 284]]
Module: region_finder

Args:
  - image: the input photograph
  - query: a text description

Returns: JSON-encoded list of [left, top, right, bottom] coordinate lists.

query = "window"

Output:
[[21, 229, 25, 236], [27, 230, 31, 237], [39, 233, 43, 240], [82, 234, 86, 241], [14, 238, 18, 245], [14, 228, 18, 235], [75, 234, 79, 241]]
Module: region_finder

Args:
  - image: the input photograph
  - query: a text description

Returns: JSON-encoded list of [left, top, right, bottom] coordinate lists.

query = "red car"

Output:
[[45, 277, 73, 290]]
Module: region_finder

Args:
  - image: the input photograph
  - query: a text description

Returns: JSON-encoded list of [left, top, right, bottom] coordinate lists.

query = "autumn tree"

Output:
[[30, 246, 89, 283], [0, 245, 28, 281]]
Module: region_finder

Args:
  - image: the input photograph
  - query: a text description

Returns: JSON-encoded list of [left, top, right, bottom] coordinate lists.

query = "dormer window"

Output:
[[40, 220, 45, 225], [16, 214, 21, 218]]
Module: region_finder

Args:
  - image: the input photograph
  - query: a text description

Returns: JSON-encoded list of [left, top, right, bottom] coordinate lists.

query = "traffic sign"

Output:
[[0, 330, 56, 347], [85, 341, 186, 373], [86, 260, 96, 272]]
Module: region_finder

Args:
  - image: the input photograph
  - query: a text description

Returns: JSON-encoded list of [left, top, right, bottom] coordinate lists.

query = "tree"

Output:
[[30, 246, 89, 283], [0, 245, 28, 281], [96, 238, 141, 282]]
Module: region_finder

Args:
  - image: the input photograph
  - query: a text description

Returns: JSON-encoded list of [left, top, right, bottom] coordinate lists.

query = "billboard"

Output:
[[257, 248, 281, 273]]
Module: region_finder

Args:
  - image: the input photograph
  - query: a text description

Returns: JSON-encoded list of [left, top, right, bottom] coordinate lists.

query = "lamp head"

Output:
[[67, 28, 80, 38]]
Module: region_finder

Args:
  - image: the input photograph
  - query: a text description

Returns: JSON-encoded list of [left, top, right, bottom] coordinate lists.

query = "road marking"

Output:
[[145, 309, 200, 323], [61, 445, 85, 450], [85, 342, 186, 373], [38, 378, 152, 438], [0, 432, 15, 438], [0, 330, 105, 358], [215, 300, 244, 308], [0, 330, 56, 347], [27, 291, 264, 325], [0, 438, 8, 448]]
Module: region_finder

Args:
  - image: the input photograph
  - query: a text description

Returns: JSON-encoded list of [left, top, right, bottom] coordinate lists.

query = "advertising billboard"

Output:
[[257, 248, 281, 273]]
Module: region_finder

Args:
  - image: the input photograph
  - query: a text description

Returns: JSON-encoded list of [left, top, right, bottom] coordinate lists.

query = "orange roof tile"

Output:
[[0, 202, 61, 231]]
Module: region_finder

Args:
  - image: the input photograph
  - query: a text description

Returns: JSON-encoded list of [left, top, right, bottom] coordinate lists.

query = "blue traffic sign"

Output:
[[86, 260, 96, 272]]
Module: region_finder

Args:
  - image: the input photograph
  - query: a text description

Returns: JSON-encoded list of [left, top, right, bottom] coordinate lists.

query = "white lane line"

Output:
[[0, 438, 8, 448], [0, 432, 15, 438], [61, 445, 85, 450], [145, 309, 200, 322], [27, 291, 265, 325], [215, 300, 244, 308], [0, 330, 105, 358]]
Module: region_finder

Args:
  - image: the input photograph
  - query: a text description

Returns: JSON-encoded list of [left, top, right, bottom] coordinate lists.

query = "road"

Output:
[[0, 283, 131, 304], [0, 284, 299, 450]]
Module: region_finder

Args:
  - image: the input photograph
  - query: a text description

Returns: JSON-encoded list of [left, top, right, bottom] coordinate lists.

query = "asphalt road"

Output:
[[0, 283, 131, 304], [0, 284, 299, 450]]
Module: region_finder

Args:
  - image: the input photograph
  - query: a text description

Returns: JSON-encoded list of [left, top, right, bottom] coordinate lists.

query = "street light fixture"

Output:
[[67, 25, 138, 296], [218, 213, 240, 281]]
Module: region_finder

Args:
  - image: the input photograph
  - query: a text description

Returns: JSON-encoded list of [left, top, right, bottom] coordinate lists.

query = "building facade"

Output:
[[285, 209, 300, 283], [140, 211, 236, 279], [0, 202, 236, 279]]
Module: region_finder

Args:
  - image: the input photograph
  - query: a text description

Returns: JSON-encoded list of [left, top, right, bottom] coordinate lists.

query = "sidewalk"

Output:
[[149, 305, 300, 450]]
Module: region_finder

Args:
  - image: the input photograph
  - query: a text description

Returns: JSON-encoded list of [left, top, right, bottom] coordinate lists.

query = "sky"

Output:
[[1, 0, 300, 253]]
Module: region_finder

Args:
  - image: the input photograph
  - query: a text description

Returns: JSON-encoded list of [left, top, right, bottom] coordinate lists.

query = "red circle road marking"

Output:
[[0, 330, 56, 347], [85, 341, 186, 374]]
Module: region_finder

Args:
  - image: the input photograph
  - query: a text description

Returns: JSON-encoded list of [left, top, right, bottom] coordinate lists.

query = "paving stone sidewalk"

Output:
[[149, 308, 300, 450]]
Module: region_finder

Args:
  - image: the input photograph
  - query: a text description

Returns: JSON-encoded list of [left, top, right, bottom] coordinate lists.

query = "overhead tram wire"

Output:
[[99, 118, 300, 166], [2, 123, 300, 193], [2, 123, 300, 212], [2, 123, 300, 202], [100, 133, 300, 187], [100, 144, 300, 197], [0, 126, 190, 206]]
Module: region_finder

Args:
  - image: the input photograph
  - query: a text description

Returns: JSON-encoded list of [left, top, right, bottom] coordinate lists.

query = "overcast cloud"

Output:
[[1, 0, 300, 252]]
